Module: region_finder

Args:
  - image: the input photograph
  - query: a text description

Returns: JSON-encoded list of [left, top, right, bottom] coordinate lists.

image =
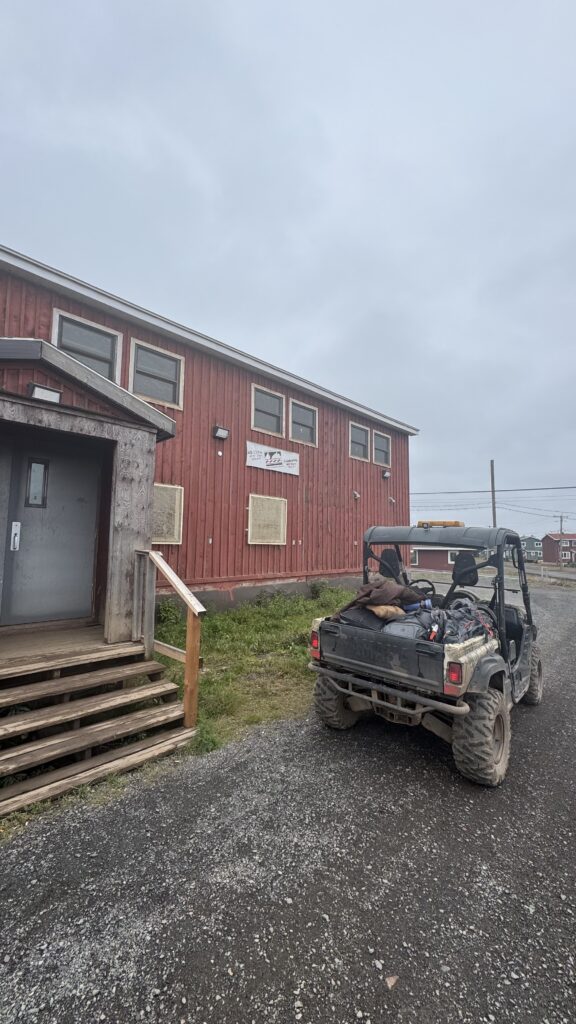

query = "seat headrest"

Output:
[[379, 549, 402, 580]]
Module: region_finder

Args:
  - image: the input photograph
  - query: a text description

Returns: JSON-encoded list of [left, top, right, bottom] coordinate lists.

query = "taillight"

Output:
[[448, 663, 462, 684], [310, 630, 320, 660], [444, 661, 463, 695]]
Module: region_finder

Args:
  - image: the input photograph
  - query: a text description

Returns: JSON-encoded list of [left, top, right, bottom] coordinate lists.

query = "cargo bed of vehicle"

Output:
[[319, 618, 445, 691]]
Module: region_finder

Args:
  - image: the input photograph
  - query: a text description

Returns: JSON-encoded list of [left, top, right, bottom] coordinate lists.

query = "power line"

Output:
[[412, 485, 576, 495]]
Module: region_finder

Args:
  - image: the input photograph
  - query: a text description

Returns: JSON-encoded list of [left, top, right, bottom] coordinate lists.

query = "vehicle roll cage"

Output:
[[362, 530, 533, 662]]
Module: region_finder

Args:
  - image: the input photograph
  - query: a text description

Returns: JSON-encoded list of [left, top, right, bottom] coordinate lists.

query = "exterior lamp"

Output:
[[28, 383, 62, 404], [212, 425, 230, 440]]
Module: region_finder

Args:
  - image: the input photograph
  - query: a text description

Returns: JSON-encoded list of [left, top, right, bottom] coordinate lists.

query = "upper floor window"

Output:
[[252, 385, 284, 436], [52, 309, 122, 382], [373, 431, 391, 467], [561, 539, 570, 546], [130, 339, 184, 409], [290, 400, 317, 446], [349, 423, 369, 461]]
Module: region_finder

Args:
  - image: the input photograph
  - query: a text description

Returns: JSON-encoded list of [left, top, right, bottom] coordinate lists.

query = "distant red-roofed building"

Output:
[[542, 533, 576, 564]]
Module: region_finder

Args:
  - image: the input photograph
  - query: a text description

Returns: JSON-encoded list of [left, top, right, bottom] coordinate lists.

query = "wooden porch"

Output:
[[0, 346, 204, 816], [0, 553, 205, 818], [0, 624, 144, 680]]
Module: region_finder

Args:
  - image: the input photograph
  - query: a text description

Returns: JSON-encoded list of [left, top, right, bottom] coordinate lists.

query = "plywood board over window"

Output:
[[152, 484, 184, 545], [248, 494, 287, 545]]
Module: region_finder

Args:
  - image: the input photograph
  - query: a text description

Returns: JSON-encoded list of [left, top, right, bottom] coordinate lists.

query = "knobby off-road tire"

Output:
[[522, 643, 543, 705], [313, 674, 359, 730], [452, 689, 511, 787]]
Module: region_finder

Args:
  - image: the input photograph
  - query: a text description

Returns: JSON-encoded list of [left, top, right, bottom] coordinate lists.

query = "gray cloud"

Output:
[[2, 0, 576, 533]]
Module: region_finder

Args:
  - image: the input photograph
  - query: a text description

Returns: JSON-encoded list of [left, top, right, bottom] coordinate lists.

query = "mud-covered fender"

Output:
[[467, 653, 510, 694]]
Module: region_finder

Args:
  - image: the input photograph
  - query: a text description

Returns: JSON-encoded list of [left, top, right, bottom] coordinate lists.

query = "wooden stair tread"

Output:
[[0, 661, 165, 709], [0, 679, 178, 740], [0, 641, 146, 680], [0, 728, 197, 816], [0, 703, 184, 776]]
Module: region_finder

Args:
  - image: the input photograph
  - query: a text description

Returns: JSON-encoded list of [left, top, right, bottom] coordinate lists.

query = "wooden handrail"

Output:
[[148, 550, 206, 617], [137, 550, 205, 729]]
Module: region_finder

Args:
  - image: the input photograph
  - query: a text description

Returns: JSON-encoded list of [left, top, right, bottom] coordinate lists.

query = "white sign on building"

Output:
[[246, 441, 300, 476]]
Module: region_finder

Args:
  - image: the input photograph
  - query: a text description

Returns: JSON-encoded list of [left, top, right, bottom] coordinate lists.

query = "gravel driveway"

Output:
[[1, 587, 574, 1024]]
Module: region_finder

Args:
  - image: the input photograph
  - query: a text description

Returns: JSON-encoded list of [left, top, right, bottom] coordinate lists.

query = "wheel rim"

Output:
[[493, 714, 505, 765]]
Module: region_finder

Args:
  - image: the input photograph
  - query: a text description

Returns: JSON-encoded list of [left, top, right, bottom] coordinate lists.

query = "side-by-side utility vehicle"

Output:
[[309, 526, 543, 786]]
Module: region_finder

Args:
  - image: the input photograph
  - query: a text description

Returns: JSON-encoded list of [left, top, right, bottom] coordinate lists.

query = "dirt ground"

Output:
[[0, 586, 574, 1024]]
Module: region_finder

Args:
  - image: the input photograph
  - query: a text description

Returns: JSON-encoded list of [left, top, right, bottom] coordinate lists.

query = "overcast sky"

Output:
[[2, 1, 576, 535]]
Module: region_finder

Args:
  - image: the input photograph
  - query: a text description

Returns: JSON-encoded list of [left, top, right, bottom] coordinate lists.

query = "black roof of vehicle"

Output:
[[364, 526, 520, 549]]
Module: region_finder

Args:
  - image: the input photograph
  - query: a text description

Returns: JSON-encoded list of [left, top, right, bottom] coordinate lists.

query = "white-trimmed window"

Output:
[[535, 541, 542, 548], [448, 550, 459, 564], [350, 423, 370, 461], [410, 549, 419, 566], [130, 339, 184, 409], [561, 539, 570, 547], [52, 309, 122, 383], [561, 550, 571, 561], [252, 385, 284, 436], [290, 400, 317, 446], [373, 431, 391, 467]]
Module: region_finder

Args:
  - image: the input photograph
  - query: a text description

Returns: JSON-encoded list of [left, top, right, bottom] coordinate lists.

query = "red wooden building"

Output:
[[0, 246, 417, 597], [542, 533, 576, 564], [409, 547, 461, 573]]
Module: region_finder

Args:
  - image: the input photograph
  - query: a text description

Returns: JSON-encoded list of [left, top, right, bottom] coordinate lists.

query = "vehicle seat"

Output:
[[504, 605, 525, 643], [378, 549, 402, 582]]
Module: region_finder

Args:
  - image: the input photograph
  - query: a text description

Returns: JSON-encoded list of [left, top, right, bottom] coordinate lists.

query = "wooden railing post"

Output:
[[184, 609, 201, 728], [145, 550, 205, 732]]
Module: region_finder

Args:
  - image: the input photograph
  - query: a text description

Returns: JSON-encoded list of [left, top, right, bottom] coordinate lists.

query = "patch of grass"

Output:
[[155, 586, 351, 747]]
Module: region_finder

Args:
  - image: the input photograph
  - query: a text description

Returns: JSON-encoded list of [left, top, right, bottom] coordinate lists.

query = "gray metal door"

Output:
[[1, 443, 101, 625]]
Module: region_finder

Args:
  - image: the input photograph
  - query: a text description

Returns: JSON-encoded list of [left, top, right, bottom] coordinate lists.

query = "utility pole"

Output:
[[490, 459, 497, 527], [559, 513, 563, 566]]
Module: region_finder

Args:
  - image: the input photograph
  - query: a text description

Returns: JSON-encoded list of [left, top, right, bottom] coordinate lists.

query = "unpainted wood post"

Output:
[[183, 609, 201, 728]]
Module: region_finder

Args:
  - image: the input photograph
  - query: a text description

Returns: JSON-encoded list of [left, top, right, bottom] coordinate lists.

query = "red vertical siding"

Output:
[[412, 549, 456, 572], [0, 270, 413, 589]]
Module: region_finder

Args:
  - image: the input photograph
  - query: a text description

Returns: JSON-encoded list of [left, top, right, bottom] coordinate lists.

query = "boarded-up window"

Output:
[[248, 494, 287, 545], [152, 484, 184, 545]]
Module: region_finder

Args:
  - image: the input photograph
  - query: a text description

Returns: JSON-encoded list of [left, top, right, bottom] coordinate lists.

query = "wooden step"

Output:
[[0, 661, 165, 710], [0, 637, 146, 681], [0, 679, 178, 741], [0, 703, 185, 776], [0, 728, 197, 817]]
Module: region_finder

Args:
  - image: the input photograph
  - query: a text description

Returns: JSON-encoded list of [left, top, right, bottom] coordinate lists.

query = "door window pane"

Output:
[[25, 460, 49, 507], [58, 317, 117, 380]]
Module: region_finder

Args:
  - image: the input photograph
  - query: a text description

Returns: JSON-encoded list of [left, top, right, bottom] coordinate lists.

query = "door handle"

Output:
[[10, 522, 21, 551]]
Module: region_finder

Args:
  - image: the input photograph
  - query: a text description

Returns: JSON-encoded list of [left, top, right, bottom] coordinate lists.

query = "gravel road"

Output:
[[0, 587, 574, 1024]]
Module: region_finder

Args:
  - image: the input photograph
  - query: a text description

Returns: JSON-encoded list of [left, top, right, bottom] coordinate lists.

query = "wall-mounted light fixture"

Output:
[[382, 470, 391, 480], [352, 490, 360, 500], [212, 425, 230, 440], [28, 383, 62, 404]]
